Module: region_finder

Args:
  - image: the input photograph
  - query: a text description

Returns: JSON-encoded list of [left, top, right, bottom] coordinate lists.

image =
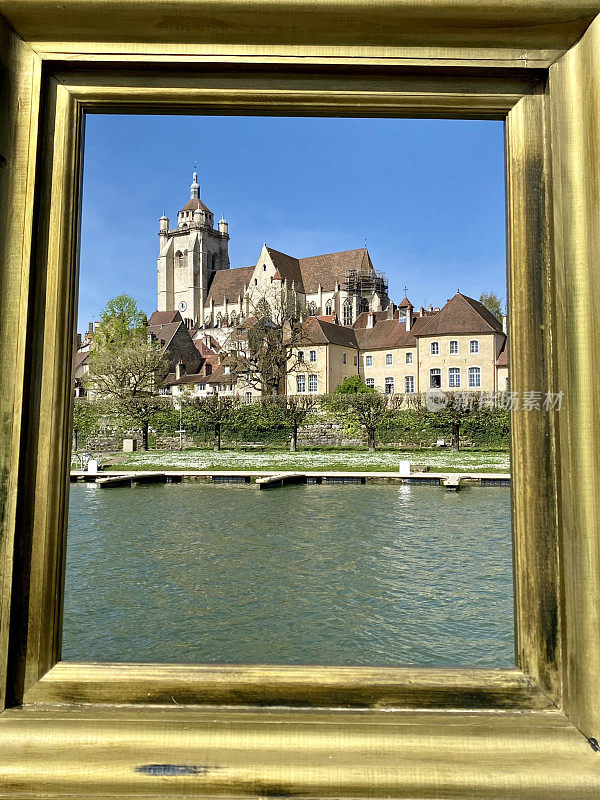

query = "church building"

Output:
[[157, 172, 391, 345]]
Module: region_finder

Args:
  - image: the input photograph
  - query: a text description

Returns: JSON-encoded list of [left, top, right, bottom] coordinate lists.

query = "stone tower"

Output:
[[157, 171, 230, 327]]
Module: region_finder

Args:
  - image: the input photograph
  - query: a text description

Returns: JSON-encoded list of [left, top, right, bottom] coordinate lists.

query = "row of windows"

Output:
[[431, 339, 479, 356], [365, 352, 413, 367], [367, 376, 415, 393], [296, 374, 319, 393], [297, 350, 317, 363], [429, 367, 481, 388]]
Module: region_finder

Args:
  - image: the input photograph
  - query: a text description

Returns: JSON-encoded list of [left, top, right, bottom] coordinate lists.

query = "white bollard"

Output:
[[87, 459, 99, 474], [398, 460, 411, 477]]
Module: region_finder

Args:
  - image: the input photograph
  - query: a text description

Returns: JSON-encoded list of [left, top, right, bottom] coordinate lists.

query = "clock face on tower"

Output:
[[178, 300, 187, 313]]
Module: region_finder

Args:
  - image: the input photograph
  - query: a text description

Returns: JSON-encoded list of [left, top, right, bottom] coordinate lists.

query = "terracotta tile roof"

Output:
[[353, 310, 392, 328], [414, 293, 504, 337], [496, 338, 509, 366], [206, 364, 233, 384], [206, 265, 255, 305], [316, 313, 338, 324], [298, 247, 370, 293], [301, 317, 359, 348], [74, 351, 88, 368], [354, 314, 430, 350], [148, 310, 182, 325], [146, 321, 182, 350], [266, 247, 304, 292], [194, 339, 218, 357], [179, 197, 212, 214]]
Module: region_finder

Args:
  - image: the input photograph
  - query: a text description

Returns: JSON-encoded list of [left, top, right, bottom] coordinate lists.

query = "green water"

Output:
[[63, 482, 514, 666]]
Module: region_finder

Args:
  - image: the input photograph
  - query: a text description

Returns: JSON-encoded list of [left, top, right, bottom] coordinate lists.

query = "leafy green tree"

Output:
[[479, 292, 503, 321], [87, 295, 167, 450], [325, 392, 390, 451], [72, 398, 102, 451], [189, 395, 240, 451], [333, 375, 374, 394]]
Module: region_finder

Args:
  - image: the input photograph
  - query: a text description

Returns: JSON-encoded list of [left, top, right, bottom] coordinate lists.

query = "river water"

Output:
[[63, 482, 514, 667]]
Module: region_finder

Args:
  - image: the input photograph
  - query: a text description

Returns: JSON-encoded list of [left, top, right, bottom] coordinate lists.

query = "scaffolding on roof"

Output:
[[344, 269, 388, 297]]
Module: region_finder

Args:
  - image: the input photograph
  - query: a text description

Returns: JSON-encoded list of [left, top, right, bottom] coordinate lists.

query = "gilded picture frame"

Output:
[[0, 1, 599, 796]]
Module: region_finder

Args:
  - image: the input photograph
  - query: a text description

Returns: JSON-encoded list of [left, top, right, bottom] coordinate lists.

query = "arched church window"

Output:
[[216, 312, 223, 327], [308, 301, 318, 316], [229, 311, 237, 327], [343, 298, 353, 326], [176, 251, 184, 268], [325, 300, 333, 315], [359, 297, 369, 314]]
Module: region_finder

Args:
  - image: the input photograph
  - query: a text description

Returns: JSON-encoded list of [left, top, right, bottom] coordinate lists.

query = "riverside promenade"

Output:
[[71, 469, 511, 490]]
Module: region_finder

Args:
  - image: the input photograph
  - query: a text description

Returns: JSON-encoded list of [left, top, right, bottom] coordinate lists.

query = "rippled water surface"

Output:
[[64, 482, 514, 666]]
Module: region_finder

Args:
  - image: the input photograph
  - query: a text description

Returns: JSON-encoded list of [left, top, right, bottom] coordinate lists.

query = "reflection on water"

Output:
[[63, 483, 514, 666]]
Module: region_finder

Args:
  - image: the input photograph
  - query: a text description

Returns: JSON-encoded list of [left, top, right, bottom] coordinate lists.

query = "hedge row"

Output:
[[73, 399, 510, 450]]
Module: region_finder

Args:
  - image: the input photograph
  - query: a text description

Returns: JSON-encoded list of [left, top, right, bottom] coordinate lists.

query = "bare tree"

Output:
[[189, 394, 240, 451], [325, 392, 390, 452], [271, 395, 318, 452], [225, 287, 310, 397]]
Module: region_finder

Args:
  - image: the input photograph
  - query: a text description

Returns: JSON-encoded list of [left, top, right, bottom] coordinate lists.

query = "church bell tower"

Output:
[[156, 170, 230, 327]]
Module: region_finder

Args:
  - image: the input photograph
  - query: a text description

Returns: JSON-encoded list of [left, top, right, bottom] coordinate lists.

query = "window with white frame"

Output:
[[470, 339, 479, 354], [450, 340, 459, 354], [365, 378, 375, 389], [449, 367, 461, 387], [297, 350, 304, 362], [309, 350, 317, 362], [406, 352, 413, 364], [308, 374, 318, 393], [431, 341, 439, 355], [365, 355, 373, 367], [385, 353, 393, 366], [430, 368, 441, 388], [385, 377, 394, 394], [469, 366, 481, 387], [195, 382, 206, 391], [296, 374, 306, 393], [245, 391, 253, 403], [405, 375, 415, 393]]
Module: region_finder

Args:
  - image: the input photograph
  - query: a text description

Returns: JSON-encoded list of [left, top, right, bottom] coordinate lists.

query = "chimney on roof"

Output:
[[419, 306, 425, 317], [175, 359, 185, 380], [386, 304, 394, 320], [502, 313, 507, 334], [428, 305, 433, 313], [88, 321, 94, 334], [366, 311, 376, 329], [434, 306, 440, 312]]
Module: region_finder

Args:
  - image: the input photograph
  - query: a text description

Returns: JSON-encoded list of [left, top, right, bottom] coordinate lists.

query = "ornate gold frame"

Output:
[[1, 1, 599, 796]]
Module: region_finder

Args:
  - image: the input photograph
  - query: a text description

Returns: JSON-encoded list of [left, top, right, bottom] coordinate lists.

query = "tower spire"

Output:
[[190, 167, 200, 200]]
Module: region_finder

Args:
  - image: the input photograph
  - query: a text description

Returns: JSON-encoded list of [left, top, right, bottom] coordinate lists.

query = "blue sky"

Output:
[[78, 114, 506, 330]]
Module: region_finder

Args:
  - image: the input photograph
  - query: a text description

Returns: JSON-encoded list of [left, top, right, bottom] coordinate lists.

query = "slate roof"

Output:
[[206, 265, 255, 305], [414, 293, 504, 337]]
